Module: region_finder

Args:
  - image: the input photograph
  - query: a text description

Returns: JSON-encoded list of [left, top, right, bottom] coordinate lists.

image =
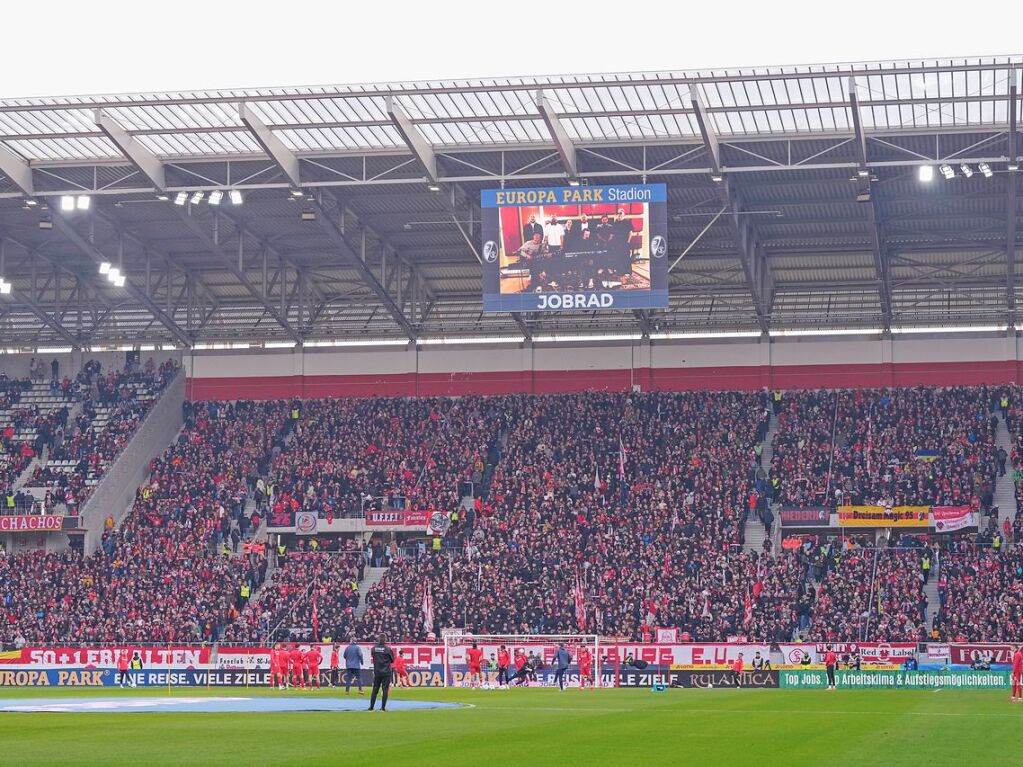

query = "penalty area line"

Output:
[[680, 708, 1023, 719]]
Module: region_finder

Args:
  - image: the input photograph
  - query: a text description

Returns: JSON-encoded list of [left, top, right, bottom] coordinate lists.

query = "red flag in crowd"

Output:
[[311, 590, 320, 641], [574, 575, 586, 631]]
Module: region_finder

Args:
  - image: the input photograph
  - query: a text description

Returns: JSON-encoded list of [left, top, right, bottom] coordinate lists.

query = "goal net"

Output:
[[441, 633, 601, 688]]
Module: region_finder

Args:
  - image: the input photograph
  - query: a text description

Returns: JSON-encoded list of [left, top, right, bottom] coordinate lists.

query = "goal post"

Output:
[[441, 633, 601, 688]]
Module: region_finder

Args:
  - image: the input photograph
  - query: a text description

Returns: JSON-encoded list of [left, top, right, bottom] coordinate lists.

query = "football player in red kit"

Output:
[[290, 644, 305, 688], [269, 644, 285, 689], [512, 649, 528, 686], [305, 645, 322, 688], [578, 646, 593, 689], [466, 641, 484, 688], [1010, 645, 1023, 702], [392, 651, 410, 687]]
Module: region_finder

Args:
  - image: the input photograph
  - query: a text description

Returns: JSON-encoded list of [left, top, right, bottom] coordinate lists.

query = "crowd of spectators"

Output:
[[774, 387, 999, 510], [359, 391, 772, 642], [267, 396, 505, 520], [226, 548, 363, 643], [0, 400, 287, 644]]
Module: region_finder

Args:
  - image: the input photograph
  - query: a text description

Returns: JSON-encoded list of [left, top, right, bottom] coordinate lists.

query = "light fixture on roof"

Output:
[[918, 165, 934, 182], [112, 274, 126, 287], [301, 210, 317, 222], [60, 195, 76, 212], [959, 164, 973, 178], [76, 195, 90, 210], [710, 173, 723, 183], [426, 183, 441, 192], [855, 190, 872, 203], [939, 164, 955, 180], [38, 218, 53, 230], [1010, 162, 1020, 171], [290, 189, 304, 198], [979, 162, 993, 178], [190, 191, 204, 205], [856, 168, 870, 178], [0, 279, 11, 295], [229, 190, 243, 205], [156, 193, 169, 202], [107, 267, 121, 281], [99, 262, 112, 275], [208, 190, 223, 206], [567, 178, 580, 187], [174, 191, 188, 206], [23, 198, 37, 207]]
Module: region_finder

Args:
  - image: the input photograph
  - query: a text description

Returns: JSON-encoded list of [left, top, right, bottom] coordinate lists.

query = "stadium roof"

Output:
[[0, 56, 1022, 347]]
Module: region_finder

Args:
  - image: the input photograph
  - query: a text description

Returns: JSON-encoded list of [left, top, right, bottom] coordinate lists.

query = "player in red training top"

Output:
[[305, 645, 322, 688], [824, 649, 839, 690], [496, 646, 511, 688], [465, 641, 484, 688], [290, 645, 305, 688], [392, 652, 410, 687], [1011, 646, 1023, 703], [731, 653, 744, 688], [269, 644, 284, 690], [578, 646, 593, 690], [512, 649, 528, 686]]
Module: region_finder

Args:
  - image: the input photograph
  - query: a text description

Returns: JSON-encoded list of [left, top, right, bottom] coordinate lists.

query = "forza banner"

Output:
[[780, 669, 1010, 689], [837, 506, 929, 527], [949, 644, 1014, 666], [480, 184, 668, 312]]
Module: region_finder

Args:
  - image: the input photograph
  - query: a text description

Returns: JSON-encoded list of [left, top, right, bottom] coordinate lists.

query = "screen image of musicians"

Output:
[[500, 208, 651, 294]]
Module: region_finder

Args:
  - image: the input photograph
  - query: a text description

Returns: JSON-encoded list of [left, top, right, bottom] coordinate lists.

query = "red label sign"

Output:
[[0, 515, 64, 532]]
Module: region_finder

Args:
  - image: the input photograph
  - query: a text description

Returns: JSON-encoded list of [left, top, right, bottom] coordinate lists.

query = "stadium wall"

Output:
[[181, 332, 1023, 399]]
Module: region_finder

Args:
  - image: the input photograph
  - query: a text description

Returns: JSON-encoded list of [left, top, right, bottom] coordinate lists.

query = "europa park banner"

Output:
[[838, 506, 929, 527]]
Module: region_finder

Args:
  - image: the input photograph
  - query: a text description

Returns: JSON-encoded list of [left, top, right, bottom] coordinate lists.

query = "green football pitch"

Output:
[[0, 685, 1018, 766]]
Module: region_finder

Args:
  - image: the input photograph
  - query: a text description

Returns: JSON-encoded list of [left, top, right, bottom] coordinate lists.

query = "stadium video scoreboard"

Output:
[[480, 183, 669, 312]]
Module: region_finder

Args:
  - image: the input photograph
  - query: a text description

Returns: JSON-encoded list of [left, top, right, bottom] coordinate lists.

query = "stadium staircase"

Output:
[[354, 566, 387, 620], [993, 414, 1018, 530], [922, 554, 941, 633], [743, 411, 780, 555]]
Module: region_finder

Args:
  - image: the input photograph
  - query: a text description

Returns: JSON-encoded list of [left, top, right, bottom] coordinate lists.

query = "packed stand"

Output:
[[775, 387, 998, 510], [25, 358, 179, 513], [358, 391, 772, 642], [0, 400, 289, 645]]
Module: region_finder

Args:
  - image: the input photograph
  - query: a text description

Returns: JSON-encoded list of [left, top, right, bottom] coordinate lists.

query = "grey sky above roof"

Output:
[[2, 0, 1020, 99]]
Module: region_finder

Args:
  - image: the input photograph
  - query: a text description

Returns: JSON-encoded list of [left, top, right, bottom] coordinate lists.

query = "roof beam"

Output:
[[690, 87, 722, 178], [94, 110, 166, 191], [309, 191, 417, 339], [722, 181, 770, 333], [48, 209, 193, 346], [1008, 80, 1018, 324], [536, 91, 578, 179], [849, 79, 893, 329], [238, 103, 301, 188], [0, 141, 33, 196], [848, 78, 868, 168], [385, 97, 438, 183], [173, 208, 303, 343]]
